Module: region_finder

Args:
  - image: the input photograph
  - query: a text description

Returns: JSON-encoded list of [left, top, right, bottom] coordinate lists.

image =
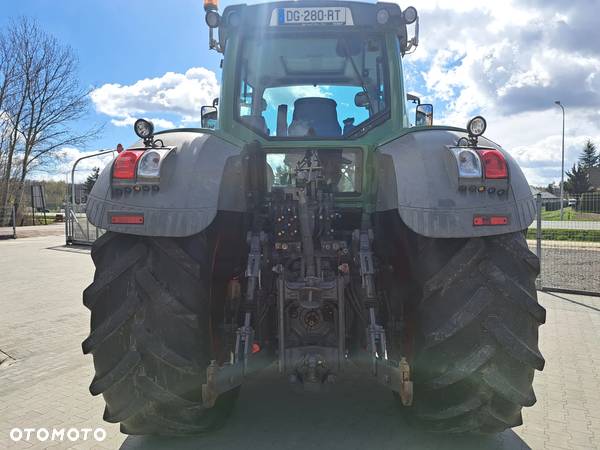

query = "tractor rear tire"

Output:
[[82, 231, 238, 435], [406, 231, 545, 433]]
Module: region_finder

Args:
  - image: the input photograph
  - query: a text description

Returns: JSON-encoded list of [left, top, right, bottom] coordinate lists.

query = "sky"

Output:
[[2, 0, 600, 184]]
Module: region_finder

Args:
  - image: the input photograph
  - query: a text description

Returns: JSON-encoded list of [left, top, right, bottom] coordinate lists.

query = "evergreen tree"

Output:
[[579, 139, 599, 168], [83, 167, 100, 194], [545, 182, 557, 195], [564, 163, 591, 195]]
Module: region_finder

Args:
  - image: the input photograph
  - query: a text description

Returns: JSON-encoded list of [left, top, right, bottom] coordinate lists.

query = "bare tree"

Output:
[[0, 27, 24, 212], [0, 18, 99, 217]]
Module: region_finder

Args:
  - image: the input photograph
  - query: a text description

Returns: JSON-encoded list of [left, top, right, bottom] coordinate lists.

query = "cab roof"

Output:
[[217, 1, 408, 51]]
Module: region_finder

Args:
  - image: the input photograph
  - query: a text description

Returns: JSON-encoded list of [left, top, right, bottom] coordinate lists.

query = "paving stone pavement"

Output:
[[0, 224, 65, 240], [1, 235, 599, 450]]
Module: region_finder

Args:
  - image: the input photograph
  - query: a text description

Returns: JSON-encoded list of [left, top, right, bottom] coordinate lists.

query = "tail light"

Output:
[[112, 150, 144, 179], [478, 149, 508, 179]]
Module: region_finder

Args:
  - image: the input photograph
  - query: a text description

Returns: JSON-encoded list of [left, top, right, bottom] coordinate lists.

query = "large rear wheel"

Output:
[[82, 231, 238, 435], [405, 231, 545, 433]]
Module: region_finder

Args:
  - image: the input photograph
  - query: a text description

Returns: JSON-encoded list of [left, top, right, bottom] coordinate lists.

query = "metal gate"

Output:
[[65, 149, 115, 246], [65, 202, 106, 245], [531, 193, 600, 296]]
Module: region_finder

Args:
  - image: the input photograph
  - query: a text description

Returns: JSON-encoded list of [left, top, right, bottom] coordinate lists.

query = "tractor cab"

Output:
[[201, 0, 422, 139]]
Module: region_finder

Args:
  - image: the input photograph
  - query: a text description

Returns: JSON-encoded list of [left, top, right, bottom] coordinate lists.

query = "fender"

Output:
[[86, 131, 246, 237], [375, 128, 535, 238]]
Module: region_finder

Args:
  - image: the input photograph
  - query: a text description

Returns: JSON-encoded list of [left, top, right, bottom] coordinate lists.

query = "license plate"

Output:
[[275, 7, 352, 26]]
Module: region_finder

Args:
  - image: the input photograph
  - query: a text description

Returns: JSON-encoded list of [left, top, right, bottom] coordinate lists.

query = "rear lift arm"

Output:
[[202, 231, 265, 407], [354, 228, 413, 406], [202, 145, 269, 407]]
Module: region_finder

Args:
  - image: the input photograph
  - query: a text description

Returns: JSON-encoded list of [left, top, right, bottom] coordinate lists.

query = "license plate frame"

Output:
[[274, 7, 353, 26]]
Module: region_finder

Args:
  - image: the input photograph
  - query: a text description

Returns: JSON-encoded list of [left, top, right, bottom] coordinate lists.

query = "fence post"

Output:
[[12, 204, 17, 239], [535, 193, 542, 290], [65, 203, 71, 245]]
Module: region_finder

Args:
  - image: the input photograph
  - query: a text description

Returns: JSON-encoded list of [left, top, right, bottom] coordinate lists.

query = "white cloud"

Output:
[[399, 0, 600, 185], [90, 67, 219, 129], [87, 1, 600, 186], [110, 116, 175, 129], [29, 147, 115, 183]]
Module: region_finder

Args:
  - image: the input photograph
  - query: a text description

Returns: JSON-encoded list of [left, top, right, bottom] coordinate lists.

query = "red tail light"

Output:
[[478, 149, 508, 179], [113, 150, 144, 179]]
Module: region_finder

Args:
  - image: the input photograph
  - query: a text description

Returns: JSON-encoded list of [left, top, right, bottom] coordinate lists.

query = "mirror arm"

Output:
[[403, 17, 420, 54], [413, 17, 419, 48], [407, 93, 420, 105]]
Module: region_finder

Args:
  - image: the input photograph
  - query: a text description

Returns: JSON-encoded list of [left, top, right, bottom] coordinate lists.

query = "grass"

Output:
[[541, 207, 600, 221], [526, 228, 600, 242], [12, 211, 64, 226]]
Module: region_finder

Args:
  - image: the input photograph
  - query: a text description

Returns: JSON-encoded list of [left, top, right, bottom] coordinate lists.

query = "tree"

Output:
[[564, 163, 591, 195], [83, 167, 100, 194], [39, 180, 67, 210], [0, 18, 99, 217], [579, 139, 599, 169], [545, 182, 558, 195]]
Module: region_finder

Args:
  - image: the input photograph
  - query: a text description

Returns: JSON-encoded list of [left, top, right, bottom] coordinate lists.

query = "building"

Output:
[[588, 167, 600, 191], [530, 187, 560, 207]]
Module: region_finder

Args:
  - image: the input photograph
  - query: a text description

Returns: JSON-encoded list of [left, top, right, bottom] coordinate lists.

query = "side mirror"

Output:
[[201, 105, 218, 129], [415, 103, 433, 127], [354, 92, 370, 108]]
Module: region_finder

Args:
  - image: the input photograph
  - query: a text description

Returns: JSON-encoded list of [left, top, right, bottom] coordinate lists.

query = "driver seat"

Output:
[[288, 98, 341, 137]]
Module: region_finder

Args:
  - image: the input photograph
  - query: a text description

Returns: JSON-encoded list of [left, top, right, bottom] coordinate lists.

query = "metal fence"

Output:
[[0, 206, 17, 239], [530, 192, 600, 296], [64, 149, 114, 246], [65, 203, 105, 245]]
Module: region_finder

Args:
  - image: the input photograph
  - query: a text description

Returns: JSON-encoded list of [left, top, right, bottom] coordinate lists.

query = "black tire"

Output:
[[406, 231, 545, 433], [82, 231, 238, 435]]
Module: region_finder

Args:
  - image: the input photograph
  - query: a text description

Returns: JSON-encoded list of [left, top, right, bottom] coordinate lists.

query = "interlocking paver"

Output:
[[1, 235, 600, 450]]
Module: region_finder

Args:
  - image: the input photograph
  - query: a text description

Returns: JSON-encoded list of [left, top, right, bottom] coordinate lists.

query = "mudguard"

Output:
[[375, 128, 536, 238], [86, 131, 245, 237]]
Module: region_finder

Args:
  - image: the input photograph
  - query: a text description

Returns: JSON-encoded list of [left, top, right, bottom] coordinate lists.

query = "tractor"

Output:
[[82, 0, 545, 435]]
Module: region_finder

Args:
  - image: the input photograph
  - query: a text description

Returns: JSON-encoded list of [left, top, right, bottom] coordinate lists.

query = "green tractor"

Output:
[[83, 0, 545, 435]]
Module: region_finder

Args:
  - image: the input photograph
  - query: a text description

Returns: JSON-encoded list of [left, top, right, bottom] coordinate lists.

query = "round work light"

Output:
[[467, 116, 487, 137], [134, 119, 154, 140], [403, 6, 418, 24]]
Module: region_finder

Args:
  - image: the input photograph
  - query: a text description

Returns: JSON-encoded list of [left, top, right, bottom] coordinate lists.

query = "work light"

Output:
[[376, 9, 390, 25], [403, 6, 417, 24], [467, 116, 487, 137], [134, 119, 154, 140], [205, 10, 220, 28]]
